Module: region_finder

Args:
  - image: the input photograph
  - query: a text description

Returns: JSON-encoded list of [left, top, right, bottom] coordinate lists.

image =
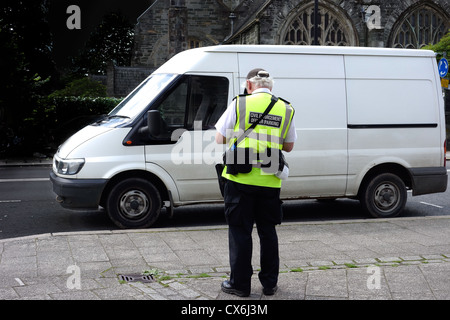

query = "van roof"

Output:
[[202, 45, 435, 57], [154, 45, 435, 75]]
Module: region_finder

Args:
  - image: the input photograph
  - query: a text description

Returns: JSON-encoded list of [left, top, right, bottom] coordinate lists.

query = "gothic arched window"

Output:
[[389, 4, 449, 48], [279, 3, 357, 46]]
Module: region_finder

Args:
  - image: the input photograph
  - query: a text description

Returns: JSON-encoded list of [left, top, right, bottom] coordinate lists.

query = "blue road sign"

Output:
[[438, 58, 448, 78]]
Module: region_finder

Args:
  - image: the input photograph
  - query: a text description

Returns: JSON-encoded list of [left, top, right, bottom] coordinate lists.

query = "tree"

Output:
[[0, 0, 56, 155], [71, 11, 134, 76], [423, 30, 450, 61]]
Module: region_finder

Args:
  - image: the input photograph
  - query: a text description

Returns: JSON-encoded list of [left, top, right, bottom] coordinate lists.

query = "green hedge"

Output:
[[42, 96, 122, 124], [23, 96, 122, 155]]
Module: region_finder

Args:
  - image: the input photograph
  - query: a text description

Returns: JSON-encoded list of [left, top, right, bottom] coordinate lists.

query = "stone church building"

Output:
[[107, 0, 449, 96]]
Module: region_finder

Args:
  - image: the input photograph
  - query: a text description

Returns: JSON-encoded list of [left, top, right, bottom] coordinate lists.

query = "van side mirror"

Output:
[[140, 110, 170, 140], [148, 110, 163, 137]]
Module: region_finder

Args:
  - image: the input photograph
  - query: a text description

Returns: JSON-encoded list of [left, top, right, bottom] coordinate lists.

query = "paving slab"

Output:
[[0, 216, 449, 302]]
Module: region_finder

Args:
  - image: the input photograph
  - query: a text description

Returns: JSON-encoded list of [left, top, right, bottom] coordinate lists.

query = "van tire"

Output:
[[360, 173, 407, 218], [106, 178, 161, 228]]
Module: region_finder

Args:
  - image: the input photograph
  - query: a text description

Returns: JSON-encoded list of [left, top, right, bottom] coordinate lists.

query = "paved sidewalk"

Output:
[[1, 216, 449, 300]]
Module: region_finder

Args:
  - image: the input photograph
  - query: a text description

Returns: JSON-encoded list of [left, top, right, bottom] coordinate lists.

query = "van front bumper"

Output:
[[50, 171, 108, 209], [409, 167, 448, 196]]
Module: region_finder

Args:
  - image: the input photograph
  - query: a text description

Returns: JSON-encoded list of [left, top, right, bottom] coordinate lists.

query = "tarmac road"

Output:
[[1, 164, 450, 239]]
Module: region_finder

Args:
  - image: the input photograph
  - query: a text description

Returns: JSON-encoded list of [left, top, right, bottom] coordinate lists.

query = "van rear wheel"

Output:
[[107, 178, 161, 228], [360, 173, 407, 218]]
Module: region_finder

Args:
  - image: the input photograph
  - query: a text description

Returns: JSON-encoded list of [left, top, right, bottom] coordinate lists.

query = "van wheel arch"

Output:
[[358, 163, 412, 196], [100, 170, 169, 210]]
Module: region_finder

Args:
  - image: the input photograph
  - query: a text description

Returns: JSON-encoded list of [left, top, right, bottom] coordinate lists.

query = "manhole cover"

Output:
[[118, 274, 156, 283]]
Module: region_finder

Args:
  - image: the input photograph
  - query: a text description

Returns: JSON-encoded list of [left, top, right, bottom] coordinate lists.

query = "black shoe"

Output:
[[221, 280, 250, 297], [262, 286, 278, 296]]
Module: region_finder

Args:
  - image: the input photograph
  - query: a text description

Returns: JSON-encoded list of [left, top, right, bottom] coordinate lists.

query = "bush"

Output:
[[0, 75, 122, 158], [44, 96, 120, 123], [22, 96, 122, 156], [49, 77, 107, 98]]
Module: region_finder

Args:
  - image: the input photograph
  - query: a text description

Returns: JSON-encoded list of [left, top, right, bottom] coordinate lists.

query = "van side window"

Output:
[[157, 75, 228, 133], [186, 76, 229, 130]]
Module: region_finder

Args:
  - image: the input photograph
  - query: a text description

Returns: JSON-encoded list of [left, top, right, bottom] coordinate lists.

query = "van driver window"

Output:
[[157, 75, 229, 132], [159, 81, 187, 127]]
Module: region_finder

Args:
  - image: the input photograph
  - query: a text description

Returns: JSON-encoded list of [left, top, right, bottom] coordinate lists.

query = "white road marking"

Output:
[[15, 278, 25, 286], [420, 201, 443, 209], [0, 178, 49, 183], [0, 200, 21, 203]]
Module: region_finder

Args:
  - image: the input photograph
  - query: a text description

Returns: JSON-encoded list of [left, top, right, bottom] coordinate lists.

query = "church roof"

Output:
[[224, 0, 272, 43]]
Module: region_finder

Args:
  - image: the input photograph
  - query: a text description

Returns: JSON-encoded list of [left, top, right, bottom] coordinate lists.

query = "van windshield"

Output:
[[108, 73, 178, 121]]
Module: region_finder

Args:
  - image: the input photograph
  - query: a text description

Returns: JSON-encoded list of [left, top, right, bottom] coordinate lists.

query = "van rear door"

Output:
[[345, 54, 443, 196]]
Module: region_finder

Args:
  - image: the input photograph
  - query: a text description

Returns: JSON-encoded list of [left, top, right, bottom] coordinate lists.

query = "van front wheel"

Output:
[[107, 178, 161, 228], [360, 173, 407, 218]]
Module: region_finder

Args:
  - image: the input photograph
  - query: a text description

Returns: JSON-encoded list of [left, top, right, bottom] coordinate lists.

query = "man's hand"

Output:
[[282, 142, 294, 152], [215, 132, 227, 144]]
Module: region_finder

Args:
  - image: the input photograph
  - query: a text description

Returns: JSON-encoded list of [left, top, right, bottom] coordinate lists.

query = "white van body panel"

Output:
[[143, 72, 233, 203], [345, 54, 444, 195], [145, 130, 225, 203], [144, 162, 179, 202], [155, 50, 239, 75], [58, 125, 114, 159], [237, 51, 348, 198], [61, 127, 146, 179]]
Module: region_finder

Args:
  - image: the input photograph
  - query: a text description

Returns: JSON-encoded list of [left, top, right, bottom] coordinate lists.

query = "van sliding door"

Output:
[[238, 53, 348, 198]]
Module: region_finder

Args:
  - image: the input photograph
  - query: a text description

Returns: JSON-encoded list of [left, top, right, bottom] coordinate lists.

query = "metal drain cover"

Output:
[[118, 274, 156, 283]]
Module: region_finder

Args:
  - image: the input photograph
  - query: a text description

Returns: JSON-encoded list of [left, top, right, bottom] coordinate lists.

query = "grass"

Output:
[[186, 273, 212, 279]]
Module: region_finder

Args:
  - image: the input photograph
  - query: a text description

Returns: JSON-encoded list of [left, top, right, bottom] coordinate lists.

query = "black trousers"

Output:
[[224, 180, 283, 292]]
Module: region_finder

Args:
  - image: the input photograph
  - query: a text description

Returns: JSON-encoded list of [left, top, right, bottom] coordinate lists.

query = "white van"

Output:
[[50, 45, 447, 228]]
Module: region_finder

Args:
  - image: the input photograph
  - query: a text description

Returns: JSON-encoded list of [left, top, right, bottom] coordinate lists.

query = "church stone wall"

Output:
[[108, 0, 449, 97]]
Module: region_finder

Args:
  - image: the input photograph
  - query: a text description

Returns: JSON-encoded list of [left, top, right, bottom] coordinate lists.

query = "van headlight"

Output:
[[54, 156, 85, 175]]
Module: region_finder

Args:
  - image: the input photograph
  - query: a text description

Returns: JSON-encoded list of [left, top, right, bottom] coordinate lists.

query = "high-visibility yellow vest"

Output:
[[222, 92, 294, 188]]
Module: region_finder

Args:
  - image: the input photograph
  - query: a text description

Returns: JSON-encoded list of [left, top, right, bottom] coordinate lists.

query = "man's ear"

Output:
[[246, 80, 252, 94]]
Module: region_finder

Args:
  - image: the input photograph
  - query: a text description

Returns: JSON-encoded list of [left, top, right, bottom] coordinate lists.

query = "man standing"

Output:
[[215, 68, 296, 297]]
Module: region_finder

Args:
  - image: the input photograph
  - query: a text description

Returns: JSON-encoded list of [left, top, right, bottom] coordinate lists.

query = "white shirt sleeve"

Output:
[[214, 100, 236, 138], [284, 119, 297, 143]]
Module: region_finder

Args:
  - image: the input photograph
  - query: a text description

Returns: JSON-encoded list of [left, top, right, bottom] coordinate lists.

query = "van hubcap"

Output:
[[374, 183, 399, 211], [119, 190, 150, 219]]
